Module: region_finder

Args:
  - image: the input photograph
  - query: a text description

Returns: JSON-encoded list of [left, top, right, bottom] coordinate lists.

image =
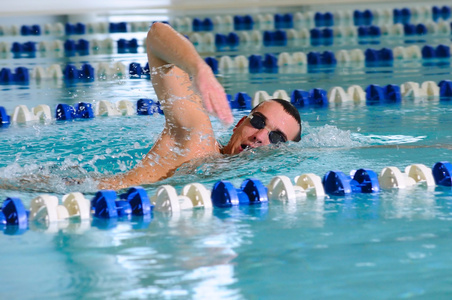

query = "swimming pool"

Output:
[[1, 1, 452, 299]]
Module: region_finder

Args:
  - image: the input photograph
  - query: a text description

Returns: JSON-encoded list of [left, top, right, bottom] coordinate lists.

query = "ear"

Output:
[[233, 116, 247, 132]]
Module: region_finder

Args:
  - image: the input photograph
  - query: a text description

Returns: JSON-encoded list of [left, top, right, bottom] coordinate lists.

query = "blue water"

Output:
[[2, 5, 452, 299]]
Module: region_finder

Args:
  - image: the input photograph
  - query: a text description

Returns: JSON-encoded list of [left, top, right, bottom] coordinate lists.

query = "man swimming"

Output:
[[99, 22, 302, 190]]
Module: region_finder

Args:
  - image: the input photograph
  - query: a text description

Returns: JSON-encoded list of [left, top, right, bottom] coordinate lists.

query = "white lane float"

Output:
[[421, 81, 440, 98], [267, 173, 325, 201], [328, 86, 351, 104], [347, 85, 366, 102], [11, 104, 52, 123], [379, 164, 435, 189], [152, 183, 211, 212], [401, 81, 427, 99], [253, 90, 271, 107], [294, 173, 325, 198]]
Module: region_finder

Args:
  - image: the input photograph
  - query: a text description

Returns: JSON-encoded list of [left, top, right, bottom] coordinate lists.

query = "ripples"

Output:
[[301, 123, 362, 148], [1, 185, 452, 299], [356, 133, 427, 145]]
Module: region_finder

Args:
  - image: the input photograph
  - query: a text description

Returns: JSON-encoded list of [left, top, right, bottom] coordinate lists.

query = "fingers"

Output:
[[200, 87, 232, 126], [213, 92, 233, 126], [195, 69, 233, 126], [203, 92, 213, 114], [204, 84, 232, 126]]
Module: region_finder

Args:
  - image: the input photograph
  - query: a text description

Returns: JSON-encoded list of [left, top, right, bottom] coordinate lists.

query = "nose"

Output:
[[252, 128, 269, 145]]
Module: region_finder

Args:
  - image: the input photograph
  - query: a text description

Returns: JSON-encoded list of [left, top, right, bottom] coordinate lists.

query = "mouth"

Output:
[[239, 144, 251, 153]]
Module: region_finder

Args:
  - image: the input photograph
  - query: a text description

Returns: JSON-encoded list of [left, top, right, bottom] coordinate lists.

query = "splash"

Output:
[[300, 122, 426, 148], [300, 123, 362, 148]]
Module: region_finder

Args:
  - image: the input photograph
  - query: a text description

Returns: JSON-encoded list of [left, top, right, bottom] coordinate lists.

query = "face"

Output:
[[223, 101, 300, 155]]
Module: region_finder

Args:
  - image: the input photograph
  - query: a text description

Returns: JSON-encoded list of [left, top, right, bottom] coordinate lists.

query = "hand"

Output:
[[192, 64, 233, 126]]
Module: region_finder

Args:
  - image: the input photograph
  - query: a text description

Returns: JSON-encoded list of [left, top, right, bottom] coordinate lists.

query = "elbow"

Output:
[[147, 21, 162, 36], [146, 22, 157, 48], [146, 22, 167, 48]]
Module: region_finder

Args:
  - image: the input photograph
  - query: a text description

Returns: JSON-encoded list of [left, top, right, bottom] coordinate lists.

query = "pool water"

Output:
[[1, 77, 451, 298], [1, 3, 452, 299]]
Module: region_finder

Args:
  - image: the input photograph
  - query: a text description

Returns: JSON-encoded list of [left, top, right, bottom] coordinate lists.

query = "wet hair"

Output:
[[251, 98, 302, 142]]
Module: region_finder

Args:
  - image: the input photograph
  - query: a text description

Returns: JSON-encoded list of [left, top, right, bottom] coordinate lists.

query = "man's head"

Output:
[[222, 99, 302, 154]]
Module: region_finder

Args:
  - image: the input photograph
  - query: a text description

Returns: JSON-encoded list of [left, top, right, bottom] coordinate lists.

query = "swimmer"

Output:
[[98, 22, 302, 190]]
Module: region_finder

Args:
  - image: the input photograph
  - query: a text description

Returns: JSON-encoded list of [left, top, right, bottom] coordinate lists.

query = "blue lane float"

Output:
[[136, 99, 163, 115], [248, 55, 263, 73], [314, 12, 334, 27], [358, 25, 381, 38], [109, 22, 128, 33], [0, 107, 11, 126], [432, 161, 452, 186], [263, 30, 287, 47], [234, 15, 254, 30], [0, 186, 152, 234], [291, 89, 310, 107], [11, 41, 36, 55], [129, 62, 150, 77], [353, 9, 373, 26], [0, 78, 448, 125], [64, 39, 90, 55], [0, 197, 28, 233], [119, 187, 153, 215], [421, 44, 450, 59], [291, 88, 328, 107], [432, 6, 451, 22], [227, 32, 240, 49], [193, 18, 214, 32], [0, 161, 451, 234], [2, 7, 451, 39], [91, 187, 153, 218], [55, 102, 94, 120], [65, 22, 86, 35], [228, 92, 252, 109], [205, 57, 218, 73], [211, 179, 268, 208], [323, 169, 380, 196], [63, 64, 95, 80], [274, 13, 294, 29], [365, 48, 393, 63], [310, 28, 333, 46], [129, 62, 151, 79], [404, 24, 428, 36], [20, 24, 40, 36], [263, 54, 278, 72], [393, 7, 411, 24], [129, 62, 142, 77], [439, 80, 452, 99], [214, 34, 228, 50], [118, 38, 138, 53], [308, 89, 328, 106], [365, 84, 402, 104], [0, 67, 29, 84], [215, 33, 240, 50], [307, 51, 336, 65]]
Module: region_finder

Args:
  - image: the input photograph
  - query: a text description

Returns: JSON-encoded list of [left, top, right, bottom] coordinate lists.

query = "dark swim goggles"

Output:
[[248, 113, 287, 144]]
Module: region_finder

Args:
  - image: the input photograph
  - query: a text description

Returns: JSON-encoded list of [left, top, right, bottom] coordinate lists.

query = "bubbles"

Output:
[[301, 123, 362, 148]]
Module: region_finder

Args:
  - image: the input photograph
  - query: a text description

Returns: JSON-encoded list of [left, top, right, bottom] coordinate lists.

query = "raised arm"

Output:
[[146, 22, 233, 126], [98, 22, 232, 190]]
